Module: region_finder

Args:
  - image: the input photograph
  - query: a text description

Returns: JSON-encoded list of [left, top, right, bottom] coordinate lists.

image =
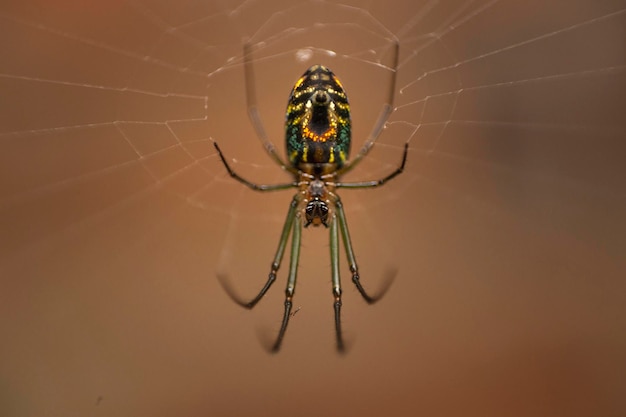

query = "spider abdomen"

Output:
[[285, 65, 351, 172]]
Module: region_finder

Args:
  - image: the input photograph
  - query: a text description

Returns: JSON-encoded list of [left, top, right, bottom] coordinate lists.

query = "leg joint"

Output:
[[333, 287, 342, 299]]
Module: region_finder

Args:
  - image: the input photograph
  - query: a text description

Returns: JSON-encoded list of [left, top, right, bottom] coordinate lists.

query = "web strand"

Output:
[[1, 1, 624, 255]]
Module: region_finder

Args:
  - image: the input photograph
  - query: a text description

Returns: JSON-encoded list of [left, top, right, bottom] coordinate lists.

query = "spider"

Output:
[[214, 41, 407, 353]]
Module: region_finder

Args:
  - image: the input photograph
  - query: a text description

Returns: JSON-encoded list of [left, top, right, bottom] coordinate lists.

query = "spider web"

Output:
[[1, 0, 624, 260], [1, 0, 625, 415]]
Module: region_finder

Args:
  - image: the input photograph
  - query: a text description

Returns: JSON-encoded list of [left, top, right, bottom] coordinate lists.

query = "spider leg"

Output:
[[334, 197, 394, 304], [330, 211, 346, 353], [271, 210, 302, 353], [214, 141, 297, 191], [335, 40, 399, 177], [217, 195, 299, 308], [335, 142, 408, 189], [244, 43, 299, 175]]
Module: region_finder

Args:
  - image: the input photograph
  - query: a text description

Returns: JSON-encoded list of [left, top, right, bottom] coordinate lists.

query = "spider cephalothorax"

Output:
[[304, 197, 329, 228], [303, 179, 330, 228], [214, 41, 407, 353]]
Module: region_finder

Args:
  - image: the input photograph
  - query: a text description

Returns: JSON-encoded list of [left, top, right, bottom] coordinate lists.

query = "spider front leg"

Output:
[[330, 211, 346, 352], [334, 197, 392, 304], [271, 210, 303, 352], [218, 196, 298, 309], [328, 196, 393, 354], [217, 194, 303, 353]]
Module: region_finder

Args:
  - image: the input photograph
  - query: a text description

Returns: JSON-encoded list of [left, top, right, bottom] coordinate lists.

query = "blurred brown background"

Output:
[[1, 1, 625, 416]]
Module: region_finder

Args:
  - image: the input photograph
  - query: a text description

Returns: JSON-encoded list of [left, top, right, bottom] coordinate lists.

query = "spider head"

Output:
[[304, 197, 329, 228]]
